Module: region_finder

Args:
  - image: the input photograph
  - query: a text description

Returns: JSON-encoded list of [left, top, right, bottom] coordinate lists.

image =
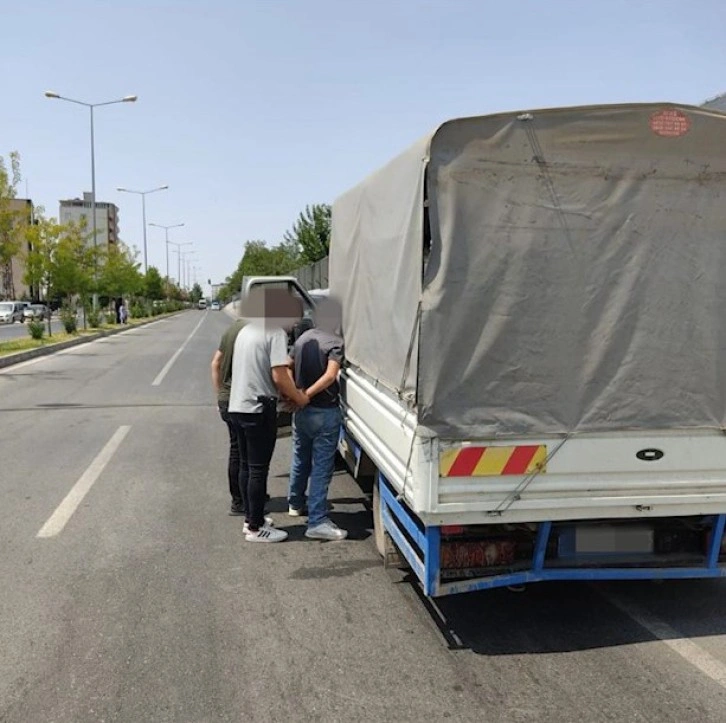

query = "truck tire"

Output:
[[372, 481, 386, 557]]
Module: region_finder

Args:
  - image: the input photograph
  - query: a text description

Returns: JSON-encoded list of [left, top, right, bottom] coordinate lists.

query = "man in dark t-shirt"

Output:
[[287, 298, 347, 541]]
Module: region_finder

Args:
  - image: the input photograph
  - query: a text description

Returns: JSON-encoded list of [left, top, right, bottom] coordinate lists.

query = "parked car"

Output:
[[0, 301, 26, 324], [210, 301, 220, 311], [23, 304, 48, 322]]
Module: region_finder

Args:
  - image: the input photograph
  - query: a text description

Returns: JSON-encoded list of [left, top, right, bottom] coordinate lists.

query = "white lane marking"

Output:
[[151, 314, 206, 386], [36, 426, 131, 538], [603, 590, 726, 689]]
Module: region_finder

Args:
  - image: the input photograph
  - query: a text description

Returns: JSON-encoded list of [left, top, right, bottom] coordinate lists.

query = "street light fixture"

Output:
[[116, 185, 169, 273], [44, 91, 137, 307], [148, 222, 184, 289]]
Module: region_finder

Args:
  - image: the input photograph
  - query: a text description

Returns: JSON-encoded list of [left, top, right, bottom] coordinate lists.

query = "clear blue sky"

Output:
[[4, 0, 725, 291]]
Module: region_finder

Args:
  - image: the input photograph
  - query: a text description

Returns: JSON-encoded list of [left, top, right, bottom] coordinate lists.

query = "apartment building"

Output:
[[59, 192, 119, 248]]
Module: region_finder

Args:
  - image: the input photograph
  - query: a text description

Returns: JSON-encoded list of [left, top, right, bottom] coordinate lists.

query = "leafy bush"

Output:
[[60, 307, 77, 334], [27, 320, 45, 340], [88, 309, 102, 328], [130, 302, 148, 319]]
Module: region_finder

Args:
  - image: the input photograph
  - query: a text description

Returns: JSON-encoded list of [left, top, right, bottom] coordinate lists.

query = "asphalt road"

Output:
[[2, 310, 726, 722], [0, 318, 64, 340]]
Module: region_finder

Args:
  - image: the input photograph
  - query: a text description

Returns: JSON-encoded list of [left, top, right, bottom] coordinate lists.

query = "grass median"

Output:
[[0, 330, 96, 357]]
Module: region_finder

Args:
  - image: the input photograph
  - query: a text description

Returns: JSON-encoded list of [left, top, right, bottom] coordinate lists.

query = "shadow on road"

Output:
[[408, 576, 726, 655]]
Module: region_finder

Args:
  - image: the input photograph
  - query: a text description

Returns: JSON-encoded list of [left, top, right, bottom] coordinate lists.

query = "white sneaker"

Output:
[[288, 505, 307, 517], [243, 516, 274, 534], [305, 521, 348, 541], [245, 524, 288, 543]]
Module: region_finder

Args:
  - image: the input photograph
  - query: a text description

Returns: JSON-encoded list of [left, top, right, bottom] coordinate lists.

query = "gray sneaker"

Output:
[[305, 521, 348, 541]]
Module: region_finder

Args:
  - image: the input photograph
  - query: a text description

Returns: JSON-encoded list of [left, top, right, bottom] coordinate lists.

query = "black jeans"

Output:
[[218, 401, 242, 508], [229, 402, 277, 530]]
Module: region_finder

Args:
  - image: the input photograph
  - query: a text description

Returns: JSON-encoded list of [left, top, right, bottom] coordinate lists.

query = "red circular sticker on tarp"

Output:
[[649, 109, 691, 137]]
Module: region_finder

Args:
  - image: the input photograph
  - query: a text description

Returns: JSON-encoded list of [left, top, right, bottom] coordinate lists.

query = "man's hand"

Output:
[[280, 395, 303, 413], [272, 366, 310, 410]]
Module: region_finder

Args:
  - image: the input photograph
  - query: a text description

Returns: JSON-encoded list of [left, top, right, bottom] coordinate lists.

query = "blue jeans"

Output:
[[288, 405, 341, 527]]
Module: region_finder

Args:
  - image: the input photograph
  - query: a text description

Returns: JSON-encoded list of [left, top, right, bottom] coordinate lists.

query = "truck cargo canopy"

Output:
[[331, 103, 726, 438]]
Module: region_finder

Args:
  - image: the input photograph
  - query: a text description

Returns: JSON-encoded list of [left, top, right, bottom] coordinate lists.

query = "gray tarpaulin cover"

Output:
[[330, 104, 726, 439]]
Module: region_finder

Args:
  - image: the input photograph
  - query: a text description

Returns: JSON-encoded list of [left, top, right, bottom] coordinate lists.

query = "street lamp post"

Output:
[[44, 91, 137, 308], [116, 185, 168, 273], [169, 241, 192, 290], [180, 250, 196, 290], [148, 222, 184, 293]]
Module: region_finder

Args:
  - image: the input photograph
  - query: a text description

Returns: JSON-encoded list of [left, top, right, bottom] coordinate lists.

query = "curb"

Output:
[[0, 312, 185, 370]]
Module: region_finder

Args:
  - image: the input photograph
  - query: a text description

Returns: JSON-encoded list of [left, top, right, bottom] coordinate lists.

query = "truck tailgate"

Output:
[[435, 432, 726, 523]]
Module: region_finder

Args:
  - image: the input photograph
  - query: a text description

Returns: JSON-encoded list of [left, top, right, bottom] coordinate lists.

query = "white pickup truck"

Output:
[[328, 102, 726, 596]]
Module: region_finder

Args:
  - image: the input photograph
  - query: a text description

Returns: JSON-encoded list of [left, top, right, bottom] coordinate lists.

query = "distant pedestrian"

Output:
[[119, 303, 128, 324], [228, 289, 309, 543], [287, 297, 347, 541]]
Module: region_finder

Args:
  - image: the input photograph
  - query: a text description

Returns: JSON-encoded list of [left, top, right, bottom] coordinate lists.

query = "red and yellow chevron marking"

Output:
[[439, 445, 547, 477]]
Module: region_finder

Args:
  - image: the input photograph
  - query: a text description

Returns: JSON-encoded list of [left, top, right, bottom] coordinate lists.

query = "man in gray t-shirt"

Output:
[[228, 291, 309, 543], [229, 323, 289, 412]]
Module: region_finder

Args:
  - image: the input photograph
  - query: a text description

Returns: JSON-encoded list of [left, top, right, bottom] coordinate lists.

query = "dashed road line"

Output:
[[151, 314, 205, 386], [36, 425, 131, 538]]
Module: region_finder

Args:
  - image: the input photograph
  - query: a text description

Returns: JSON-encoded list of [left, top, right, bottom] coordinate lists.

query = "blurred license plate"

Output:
[[575, 525, 654, 555]]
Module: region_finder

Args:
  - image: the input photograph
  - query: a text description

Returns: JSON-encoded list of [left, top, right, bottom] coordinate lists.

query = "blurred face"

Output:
[[313, 296, 342, 335], [242, 287, 302, 331]]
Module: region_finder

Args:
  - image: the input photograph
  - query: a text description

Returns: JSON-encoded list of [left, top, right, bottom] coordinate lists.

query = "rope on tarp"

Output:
[[396, 300, 423, 502], [397, 300, 422, 406], [518, 112, 579, 258], [487, 434, 572, 516]]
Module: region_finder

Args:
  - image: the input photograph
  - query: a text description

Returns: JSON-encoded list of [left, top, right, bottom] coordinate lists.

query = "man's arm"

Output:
[[272, 365, 309, 407], [303, 359, 341, 399], [211, 350, 223, 393]]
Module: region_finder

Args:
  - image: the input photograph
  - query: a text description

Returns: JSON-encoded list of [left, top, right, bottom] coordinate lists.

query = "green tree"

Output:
[[241, 240, 300, 276], [283, 203, 331, 264], [23, 213, 64, 336], [167, 280, 183, 301], [144, 266, 165, 300], [217, 284, 233, 304], [0, 151, 24, 298], [216, 238, 302, 303], [98, 243, 143, 301], [190, 282, 203, 303], [51, 220, 96, 320]]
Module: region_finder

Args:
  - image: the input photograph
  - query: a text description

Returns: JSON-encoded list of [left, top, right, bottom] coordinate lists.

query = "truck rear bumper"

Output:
[[378, 474, 726, 597]]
